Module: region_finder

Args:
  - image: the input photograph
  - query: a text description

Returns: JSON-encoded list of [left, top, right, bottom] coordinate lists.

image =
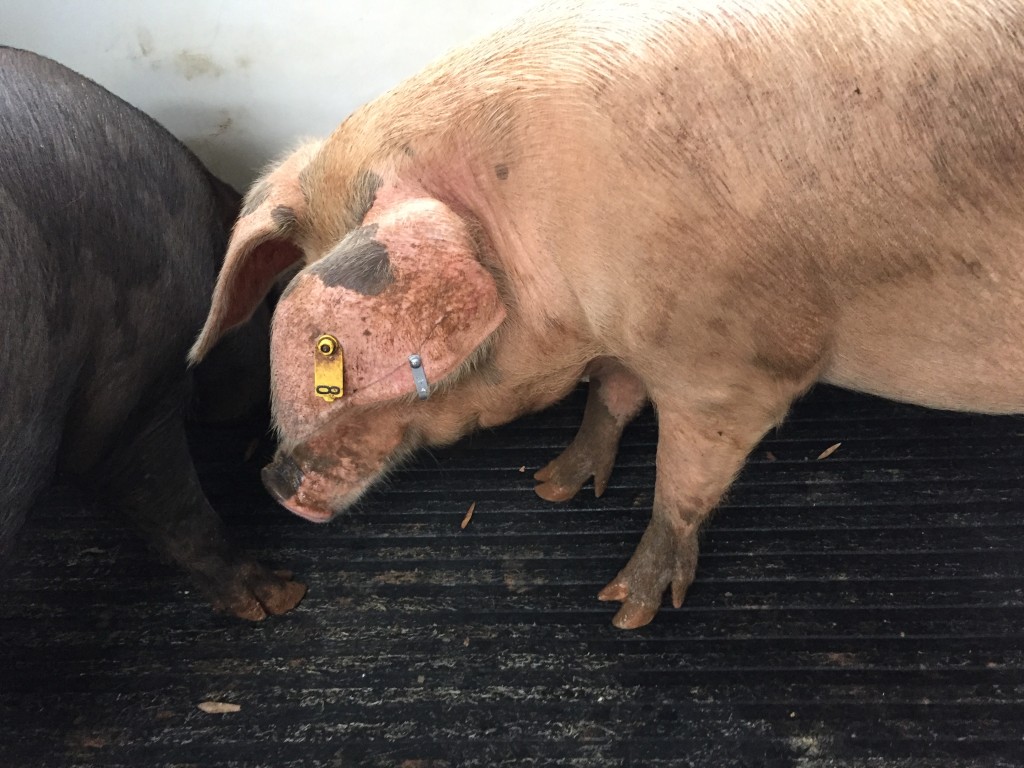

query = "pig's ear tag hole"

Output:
[[409, 354, 430, 400], [314, 334, 344, 402]]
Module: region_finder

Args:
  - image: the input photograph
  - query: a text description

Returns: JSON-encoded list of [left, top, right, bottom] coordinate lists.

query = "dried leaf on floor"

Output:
[[460, 501, 477, 530], [197, 701, 241, 714], [817, 442, 842, 460]]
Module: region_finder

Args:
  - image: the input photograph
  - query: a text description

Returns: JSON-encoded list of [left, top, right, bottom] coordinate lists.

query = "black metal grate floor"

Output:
[[2, 385, 1024, 767]]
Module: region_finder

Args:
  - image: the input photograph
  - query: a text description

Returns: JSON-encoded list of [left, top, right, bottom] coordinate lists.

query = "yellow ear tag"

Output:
[[314, 334, 344, 402]]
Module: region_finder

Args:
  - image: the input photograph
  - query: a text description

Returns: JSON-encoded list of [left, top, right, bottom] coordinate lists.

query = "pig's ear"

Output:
[[277, 197, 507, 407], [189, 143, 319, 365], [358, 198, 508, 403]]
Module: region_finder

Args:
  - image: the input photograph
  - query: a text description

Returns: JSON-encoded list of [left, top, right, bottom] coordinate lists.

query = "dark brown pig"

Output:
[[191, 0, 1024, 628], [0, 48, 305, 620]]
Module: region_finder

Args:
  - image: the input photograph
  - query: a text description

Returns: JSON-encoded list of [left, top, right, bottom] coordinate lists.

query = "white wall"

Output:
[[2, 0, 541, 189]]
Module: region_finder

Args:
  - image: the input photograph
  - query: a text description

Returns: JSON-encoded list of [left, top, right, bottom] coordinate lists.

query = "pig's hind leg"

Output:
[[90, 394, 306, 620], [534, 359, 646, 502]]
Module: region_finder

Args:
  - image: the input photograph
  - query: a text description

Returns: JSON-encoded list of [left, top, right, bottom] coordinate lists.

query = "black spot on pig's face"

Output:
[[309, 224, 394, 295], [495, 164, 509, 181]]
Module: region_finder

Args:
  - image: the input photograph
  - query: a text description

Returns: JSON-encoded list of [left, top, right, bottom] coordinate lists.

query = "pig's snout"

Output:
[[262, 453, 334, 524], [262, 453, 303, 502]]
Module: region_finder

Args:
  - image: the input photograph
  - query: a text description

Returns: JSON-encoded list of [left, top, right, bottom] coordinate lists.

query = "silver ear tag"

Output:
[[408, 354, 429, 400]]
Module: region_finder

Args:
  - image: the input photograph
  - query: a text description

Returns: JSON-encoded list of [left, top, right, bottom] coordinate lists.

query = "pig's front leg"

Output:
[[90, 395, 306, 620], [598, 391, 796, 629], [534, 359, 647, 502]]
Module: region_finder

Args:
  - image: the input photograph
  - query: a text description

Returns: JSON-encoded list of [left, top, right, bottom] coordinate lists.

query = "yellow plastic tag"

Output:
[[314, 334, 344, 402]]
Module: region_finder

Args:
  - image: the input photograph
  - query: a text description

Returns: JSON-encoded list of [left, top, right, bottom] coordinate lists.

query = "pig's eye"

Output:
[[317, 335, 338, 356]]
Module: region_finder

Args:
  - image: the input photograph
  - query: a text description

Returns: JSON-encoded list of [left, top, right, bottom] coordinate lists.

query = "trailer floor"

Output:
[[2, 385, 1024, 767]]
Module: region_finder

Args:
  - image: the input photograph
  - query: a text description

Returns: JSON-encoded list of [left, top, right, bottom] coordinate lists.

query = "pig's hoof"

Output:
[[534, 445, 615, 502], [211, 562, 307, 621], [597, 577, 667, 629], [597, 517, 697, 629]]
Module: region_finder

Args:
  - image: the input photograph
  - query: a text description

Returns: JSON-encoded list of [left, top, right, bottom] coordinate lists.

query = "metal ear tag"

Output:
[[314, 334, 344, 402], [409, 354, 430, 400]]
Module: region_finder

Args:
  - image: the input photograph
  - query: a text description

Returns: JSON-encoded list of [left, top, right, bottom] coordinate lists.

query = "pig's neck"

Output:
[[415, 328, 593, 447], [416, 151, 600, 439], [341, 111, 602, 442]]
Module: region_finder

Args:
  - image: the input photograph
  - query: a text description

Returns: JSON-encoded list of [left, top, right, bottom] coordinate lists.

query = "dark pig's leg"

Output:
[[0, 307, 67, 566], [0, 415, 61, 566], [534, 359, 646, 502], [89, 395, 306, 620]]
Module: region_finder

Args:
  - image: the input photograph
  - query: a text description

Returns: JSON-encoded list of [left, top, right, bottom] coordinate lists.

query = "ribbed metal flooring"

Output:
[[2, 385, 1023, 767]]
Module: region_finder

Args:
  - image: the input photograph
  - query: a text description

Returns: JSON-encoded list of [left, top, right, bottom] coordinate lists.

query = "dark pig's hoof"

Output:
[[209, 561, 307, 621]]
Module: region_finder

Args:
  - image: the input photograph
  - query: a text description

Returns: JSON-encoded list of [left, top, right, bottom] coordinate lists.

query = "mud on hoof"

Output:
[[205, 561, 307, 621], [534, 442, 617, 502], [597, 516, 698, 629]]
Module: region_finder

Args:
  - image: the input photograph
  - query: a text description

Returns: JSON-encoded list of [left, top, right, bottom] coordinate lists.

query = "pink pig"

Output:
[[192, 0, 1024, 628]]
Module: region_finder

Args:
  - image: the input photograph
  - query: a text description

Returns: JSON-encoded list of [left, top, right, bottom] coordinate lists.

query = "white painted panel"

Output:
[[1, 0, 541, 188]]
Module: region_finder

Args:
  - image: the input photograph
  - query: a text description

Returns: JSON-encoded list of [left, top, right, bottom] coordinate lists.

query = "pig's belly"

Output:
[[822, 278, 1024, 414]]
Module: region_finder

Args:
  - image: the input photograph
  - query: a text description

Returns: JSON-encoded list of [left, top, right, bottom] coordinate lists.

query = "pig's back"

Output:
[[533, 1, 1024, 413]]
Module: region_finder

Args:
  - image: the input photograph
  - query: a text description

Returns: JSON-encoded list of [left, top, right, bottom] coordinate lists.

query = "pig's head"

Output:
[[190, 144, 507, 522]]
